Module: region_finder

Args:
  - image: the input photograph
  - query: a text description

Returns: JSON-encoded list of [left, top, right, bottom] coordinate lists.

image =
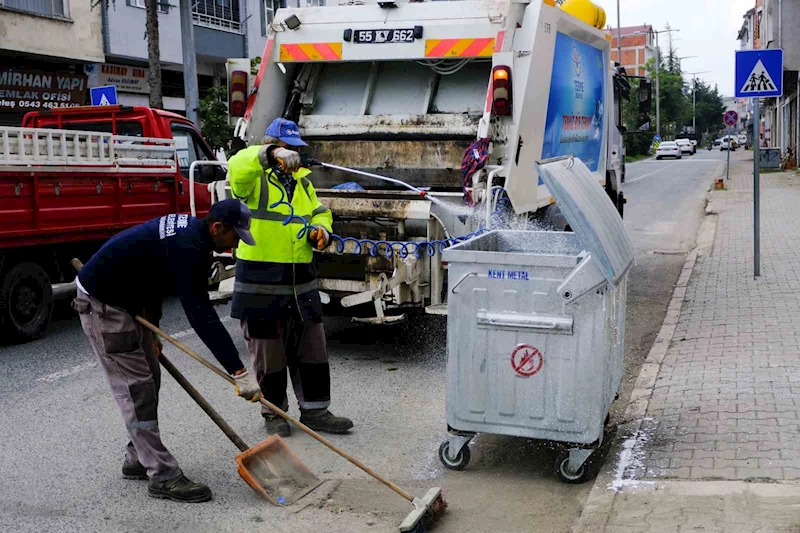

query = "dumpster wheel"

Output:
[[555, 451, 591, 484], [438, 440, 471, 471]]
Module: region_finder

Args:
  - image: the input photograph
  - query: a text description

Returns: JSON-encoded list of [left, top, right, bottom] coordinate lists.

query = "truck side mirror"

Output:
[[638, 80, 652, 113]]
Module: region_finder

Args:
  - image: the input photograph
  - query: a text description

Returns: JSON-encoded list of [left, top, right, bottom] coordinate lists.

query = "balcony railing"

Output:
[[192, 11, 242, 33]]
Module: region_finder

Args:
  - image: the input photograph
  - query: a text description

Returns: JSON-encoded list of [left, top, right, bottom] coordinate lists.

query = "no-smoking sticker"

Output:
[[511, 344, 543, 377]]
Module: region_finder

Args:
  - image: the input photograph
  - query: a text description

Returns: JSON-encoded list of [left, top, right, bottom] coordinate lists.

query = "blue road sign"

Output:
[[735, 49, 783, 98], [723, 110, 738, 127], [90, 85, 118, 106]]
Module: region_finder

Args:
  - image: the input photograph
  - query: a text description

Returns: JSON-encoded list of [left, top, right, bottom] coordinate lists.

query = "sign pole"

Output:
[[754, 97, 760, 277], [726, 128, 731, 181]]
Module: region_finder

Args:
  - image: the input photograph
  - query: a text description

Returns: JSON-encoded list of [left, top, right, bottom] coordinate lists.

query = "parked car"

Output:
[[656, 141, 683, 160], [737, 134, 748, 149], [676, 138, 695, 155], [690, 139, 698, 148], [713, 138, 722, 147], [720, 136, 737, 151]]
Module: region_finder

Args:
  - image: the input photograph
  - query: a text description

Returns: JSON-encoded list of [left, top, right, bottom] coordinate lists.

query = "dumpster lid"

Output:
[[535, 157, 634, 286]]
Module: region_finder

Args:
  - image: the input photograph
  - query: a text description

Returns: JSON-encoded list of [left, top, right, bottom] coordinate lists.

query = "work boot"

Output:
[[264, 415, 291, 437], [147, 474, 212, 503], [299, 409, 354, 434], [122, 460, 148, 480]]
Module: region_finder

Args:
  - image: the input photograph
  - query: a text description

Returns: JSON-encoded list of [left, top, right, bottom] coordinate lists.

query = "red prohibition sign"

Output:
[[511, 344, 544, 377]]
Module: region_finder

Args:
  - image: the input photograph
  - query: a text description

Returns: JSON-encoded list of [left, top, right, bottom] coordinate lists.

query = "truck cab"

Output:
[[0, 106, 219, 341]]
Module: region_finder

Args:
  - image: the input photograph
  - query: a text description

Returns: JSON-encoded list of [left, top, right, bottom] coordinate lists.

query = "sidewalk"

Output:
[[575, 153, 800, 533]]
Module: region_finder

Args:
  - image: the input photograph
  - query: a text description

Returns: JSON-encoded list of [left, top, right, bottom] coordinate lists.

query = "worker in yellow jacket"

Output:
[[227, 118, 353, 437]]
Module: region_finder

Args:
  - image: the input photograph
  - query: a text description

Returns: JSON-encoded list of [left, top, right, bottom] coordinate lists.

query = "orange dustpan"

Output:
[[158, 350, 322, 505]]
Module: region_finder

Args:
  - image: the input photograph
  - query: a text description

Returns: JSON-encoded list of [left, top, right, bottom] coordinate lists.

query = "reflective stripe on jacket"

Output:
[[228, 145, 332, 264]]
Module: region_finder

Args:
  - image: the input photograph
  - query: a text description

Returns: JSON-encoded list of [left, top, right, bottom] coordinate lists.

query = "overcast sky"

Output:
[[610, 0, 755, 97]]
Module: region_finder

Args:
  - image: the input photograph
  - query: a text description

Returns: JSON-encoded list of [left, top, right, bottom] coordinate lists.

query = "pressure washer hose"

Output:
[[269, 160, 509, 258]]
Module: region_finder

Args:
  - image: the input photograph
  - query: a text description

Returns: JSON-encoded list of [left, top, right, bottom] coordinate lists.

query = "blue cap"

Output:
[[208, 199, 256, 246], [266, 118, 307, 147]]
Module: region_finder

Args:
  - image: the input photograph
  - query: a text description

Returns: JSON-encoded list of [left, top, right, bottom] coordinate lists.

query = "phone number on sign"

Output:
[[0, 100, 82, 109]]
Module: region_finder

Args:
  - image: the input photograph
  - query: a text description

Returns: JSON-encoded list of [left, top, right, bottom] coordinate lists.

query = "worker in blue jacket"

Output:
[[74, 198, 265, 503]]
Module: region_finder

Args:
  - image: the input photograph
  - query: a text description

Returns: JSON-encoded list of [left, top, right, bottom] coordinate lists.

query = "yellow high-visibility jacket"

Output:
[[228, 145, 332, 265]]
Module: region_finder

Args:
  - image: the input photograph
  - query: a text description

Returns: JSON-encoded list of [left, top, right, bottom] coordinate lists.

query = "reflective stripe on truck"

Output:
[[279, 43, 343, 62], [424, 38, 494, 58]]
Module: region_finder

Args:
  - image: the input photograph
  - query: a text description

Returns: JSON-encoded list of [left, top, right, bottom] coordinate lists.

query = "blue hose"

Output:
[[268, 172, 508, 258]]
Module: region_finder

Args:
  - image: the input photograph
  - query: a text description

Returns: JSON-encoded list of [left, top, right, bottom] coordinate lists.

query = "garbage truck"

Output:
[[214, 0, 645, 323]]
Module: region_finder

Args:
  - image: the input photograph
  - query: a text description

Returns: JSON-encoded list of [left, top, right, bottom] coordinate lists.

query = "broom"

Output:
[[71, 258, 446, 530], [136, 315, 447, 532]]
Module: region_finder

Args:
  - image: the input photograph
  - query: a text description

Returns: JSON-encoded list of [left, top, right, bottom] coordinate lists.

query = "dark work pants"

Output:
[[74, 288, 181, 482], [241, 306, 331, 417]]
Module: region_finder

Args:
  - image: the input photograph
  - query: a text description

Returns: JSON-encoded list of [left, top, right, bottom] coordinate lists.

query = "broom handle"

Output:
[[158, 352, 251, 453], [136, 316, 417, 503]]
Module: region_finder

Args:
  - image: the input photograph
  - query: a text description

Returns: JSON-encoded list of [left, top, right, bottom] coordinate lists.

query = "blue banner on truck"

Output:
[[541, 32, 605, 172]]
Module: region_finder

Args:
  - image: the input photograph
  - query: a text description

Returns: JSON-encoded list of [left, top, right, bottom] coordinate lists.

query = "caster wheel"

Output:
[[555, 451, 591, 484], [439, 440, 471, 471]]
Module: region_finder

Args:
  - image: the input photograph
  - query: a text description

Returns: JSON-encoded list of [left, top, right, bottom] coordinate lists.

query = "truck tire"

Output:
[[0, 262, 53, 342]]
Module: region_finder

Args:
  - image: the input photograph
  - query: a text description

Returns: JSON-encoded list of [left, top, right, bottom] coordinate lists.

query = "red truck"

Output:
[[0, 105, 223, 341]]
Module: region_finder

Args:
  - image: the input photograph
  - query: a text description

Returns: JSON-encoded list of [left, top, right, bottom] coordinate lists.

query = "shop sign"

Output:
[[85, 63, 149, 94], [0, 68, 87, 110]]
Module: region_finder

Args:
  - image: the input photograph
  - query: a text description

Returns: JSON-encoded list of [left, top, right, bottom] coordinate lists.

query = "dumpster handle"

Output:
[[451, 272, 477, 294]]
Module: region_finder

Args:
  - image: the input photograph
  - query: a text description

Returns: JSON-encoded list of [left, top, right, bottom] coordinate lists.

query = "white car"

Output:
[[656, 141, 683, 160], [675, 138, 695, 155], [737, 134, 748, 149], [720, 136, 737, 151]]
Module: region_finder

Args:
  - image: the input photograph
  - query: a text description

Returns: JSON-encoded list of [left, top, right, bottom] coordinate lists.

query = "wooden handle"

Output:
[[158, 352, 251, 453], [71, 258, 84, 273], [136, 316, 415, 503]]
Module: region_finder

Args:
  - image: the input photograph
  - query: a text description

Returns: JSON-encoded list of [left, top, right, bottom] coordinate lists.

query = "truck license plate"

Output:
[[353, 29, 415, 44]]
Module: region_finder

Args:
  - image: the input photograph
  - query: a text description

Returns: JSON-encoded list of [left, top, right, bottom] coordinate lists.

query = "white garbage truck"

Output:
[[215, 0, 644, 323]]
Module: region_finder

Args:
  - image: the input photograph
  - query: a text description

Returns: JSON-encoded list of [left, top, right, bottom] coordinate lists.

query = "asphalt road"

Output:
[[0, 150, 726, 533]]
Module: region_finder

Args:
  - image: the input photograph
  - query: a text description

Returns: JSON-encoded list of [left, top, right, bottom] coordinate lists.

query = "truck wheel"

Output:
[[0, 262, 53, 342]]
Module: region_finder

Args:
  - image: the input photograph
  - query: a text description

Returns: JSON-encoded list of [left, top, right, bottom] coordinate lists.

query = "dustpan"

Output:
[[236, 435, 322, 505]]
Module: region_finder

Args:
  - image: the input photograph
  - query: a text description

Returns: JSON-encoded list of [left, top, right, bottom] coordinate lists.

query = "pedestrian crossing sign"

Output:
[[735, 49, 783, 98]]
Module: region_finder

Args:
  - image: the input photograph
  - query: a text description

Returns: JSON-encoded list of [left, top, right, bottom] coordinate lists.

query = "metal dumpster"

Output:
[[438, 157, 634, 483]]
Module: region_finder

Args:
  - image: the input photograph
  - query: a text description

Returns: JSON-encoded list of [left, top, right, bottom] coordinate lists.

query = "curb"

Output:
[[572, 211, 719, 533]]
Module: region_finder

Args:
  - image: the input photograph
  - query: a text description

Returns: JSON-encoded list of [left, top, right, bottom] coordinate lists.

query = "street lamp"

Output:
[[685, 71, 710, 133], [635, 27, 680, 138]]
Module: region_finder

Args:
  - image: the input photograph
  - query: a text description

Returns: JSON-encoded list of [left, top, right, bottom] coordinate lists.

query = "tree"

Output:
[[198, 87, 233, 152], [93, 0, 163, 108], [145, 0, 163, 109]]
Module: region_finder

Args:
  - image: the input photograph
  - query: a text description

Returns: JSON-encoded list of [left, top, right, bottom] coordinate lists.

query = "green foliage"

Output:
[[198, 86, 233, 153], [251, 57, 262, 76], [622, 52, 724, 156]]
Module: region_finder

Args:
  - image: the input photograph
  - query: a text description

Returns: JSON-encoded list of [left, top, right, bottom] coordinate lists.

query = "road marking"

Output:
[[624, 162, 678, 184], [171, 315, 233, 340], [34, 316, 234, 384], [35, 360, 98, 383]]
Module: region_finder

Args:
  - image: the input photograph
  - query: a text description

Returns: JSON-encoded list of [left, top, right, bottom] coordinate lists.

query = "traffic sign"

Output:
[[735, 49, 783, 98], [90, 85, 118, 106], [723, 110, 739, 127]]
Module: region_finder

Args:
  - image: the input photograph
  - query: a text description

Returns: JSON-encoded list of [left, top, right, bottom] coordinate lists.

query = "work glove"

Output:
[[233, 370, 262, 402], [273, 147, 301, 173], [308, 226, 330, 250]]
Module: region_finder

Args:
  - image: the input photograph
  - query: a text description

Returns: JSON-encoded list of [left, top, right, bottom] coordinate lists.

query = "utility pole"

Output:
[[685, 70, 709, 133], [616, 0, 622, 67], [637, 27, 680, 138], [179, 0, 200, 127]]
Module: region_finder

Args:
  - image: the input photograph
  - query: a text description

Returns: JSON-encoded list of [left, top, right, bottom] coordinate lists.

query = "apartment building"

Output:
[[607, 24, 655, 77], [0, 0, 104, 124]]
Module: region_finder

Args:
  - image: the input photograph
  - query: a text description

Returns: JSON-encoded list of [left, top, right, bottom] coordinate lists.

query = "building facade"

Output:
[[607, 24, 654, 77], [0, 0, 104, 124]]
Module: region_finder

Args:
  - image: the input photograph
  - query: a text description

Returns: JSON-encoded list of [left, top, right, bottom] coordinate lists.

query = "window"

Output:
[[261, 0, 283, 34], [126, 0, 168, 14], [1, 0, 69, 18], [193, 0, 241, 33], [61, 121, 144, 137], [172, 125, 215, 182]]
